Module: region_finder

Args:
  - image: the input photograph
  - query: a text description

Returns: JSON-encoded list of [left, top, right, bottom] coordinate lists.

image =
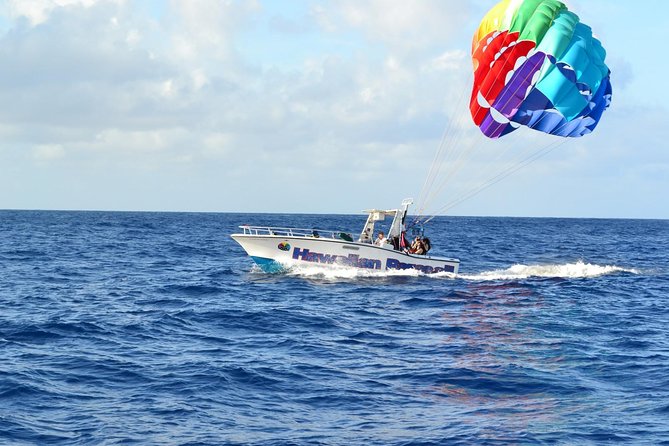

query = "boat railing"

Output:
[[238, 225, 355, 241]]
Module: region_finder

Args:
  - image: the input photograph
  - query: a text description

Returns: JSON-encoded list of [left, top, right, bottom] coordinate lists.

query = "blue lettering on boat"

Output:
[[386, 258, 454, 274], [292, 247, 381, 270], [315, 253, 337, 264]]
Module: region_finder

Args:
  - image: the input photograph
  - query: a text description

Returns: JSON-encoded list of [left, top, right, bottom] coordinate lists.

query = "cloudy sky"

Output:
[[0, 0, 666, 218]]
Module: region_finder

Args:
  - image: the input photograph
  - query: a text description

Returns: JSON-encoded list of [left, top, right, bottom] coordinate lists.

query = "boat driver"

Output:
[[374, 231, 386, 246]]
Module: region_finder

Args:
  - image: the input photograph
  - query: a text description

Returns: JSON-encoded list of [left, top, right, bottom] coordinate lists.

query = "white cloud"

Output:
[[320, 0, 471, 53], [426, 50, 468, 72], [0, 1, 664, 216], [167, 0, 259, 64], [32, 143, 65, 161], [4, 0, 123, 26]]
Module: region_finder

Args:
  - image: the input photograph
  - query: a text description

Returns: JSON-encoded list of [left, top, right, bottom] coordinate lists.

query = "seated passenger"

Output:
[[410, 236, 426, 255], [374, 231, 386, 246], [422, 237, 431, 253]]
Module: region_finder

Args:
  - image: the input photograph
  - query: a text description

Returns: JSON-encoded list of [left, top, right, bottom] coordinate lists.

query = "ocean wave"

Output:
[[459, 261, 639, 281], [290, 266, 421, 280], [266, 260, 636, 282], [2, 211, 667, 445], [277, 263, 456, 280]]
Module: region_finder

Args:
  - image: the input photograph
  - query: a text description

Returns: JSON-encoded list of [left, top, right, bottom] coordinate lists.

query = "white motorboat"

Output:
[[231, 199, 460, 275]]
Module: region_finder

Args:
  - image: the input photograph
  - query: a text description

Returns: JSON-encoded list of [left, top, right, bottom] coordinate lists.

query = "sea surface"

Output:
[[1, 210, 668, 445]]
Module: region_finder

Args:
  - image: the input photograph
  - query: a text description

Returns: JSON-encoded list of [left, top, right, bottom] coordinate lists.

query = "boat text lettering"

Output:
[[386, 258, 455, 274], [292, 247, 382, 270]]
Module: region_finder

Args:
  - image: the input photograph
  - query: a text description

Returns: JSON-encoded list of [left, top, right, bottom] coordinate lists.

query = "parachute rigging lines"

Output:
[[413, 0, 612, 224], [415, 73, 473, 219], [421, 137, 568, 224]]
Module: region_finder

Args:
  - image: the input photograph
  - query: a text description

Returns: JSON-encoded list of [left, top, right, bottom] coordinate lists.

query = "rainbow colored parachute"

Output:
[[471, 0, 612, 138]]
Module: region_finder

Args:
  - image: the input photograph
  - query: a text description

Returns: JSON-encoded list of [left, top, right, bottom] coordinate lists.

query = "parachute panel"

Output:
[[470, 0, 612, 139]]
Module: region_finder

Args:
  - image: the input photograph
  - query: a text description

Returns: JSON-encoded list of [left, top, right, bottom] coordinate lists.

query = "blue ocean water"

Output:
[[1, 210, 668, 445]]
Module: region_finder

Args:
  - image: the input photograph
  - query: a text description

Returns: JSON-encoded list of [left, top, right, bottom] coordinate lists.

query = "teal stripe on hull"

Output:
[[251, 256, 286, 273]]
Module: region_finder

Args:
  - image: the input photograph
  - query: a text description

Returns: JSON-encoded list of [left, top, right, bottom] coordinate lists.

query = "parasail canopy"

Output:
[[470, 0, 612, 139]]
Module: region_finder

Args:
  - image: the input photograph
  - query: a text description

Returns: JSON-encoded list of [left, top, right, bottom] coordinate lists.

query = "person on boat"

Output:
[[410, 236, 426, 255], [393, 232, 410, 251], [374, 231, 386, 246], [422, 237, 431, 253]]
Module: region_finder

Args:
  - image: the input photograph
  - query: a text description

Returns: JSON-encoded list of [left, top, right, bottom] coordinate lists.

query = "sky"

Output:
[[0, 0, 666, 218]]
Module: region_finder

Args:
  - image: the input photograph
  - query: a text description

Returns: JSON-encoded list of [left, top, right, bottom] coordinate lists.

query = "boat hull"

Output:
[[231, 234, 459, 275]]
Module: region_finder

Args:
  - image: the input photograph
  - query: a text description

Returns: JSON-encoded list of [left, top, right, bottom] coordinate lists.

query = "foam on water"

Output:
[[285, 263, 427, 279], [258, 260, 637, 281], [459, 260, 639, 281]]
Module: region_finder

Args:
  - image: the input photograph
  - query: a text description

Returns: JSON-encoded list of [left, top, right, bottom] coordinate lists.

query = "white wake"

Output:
[[458, 261, 639, 281], [253, 260, 637, 281], [284, 263, 430, 280]]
